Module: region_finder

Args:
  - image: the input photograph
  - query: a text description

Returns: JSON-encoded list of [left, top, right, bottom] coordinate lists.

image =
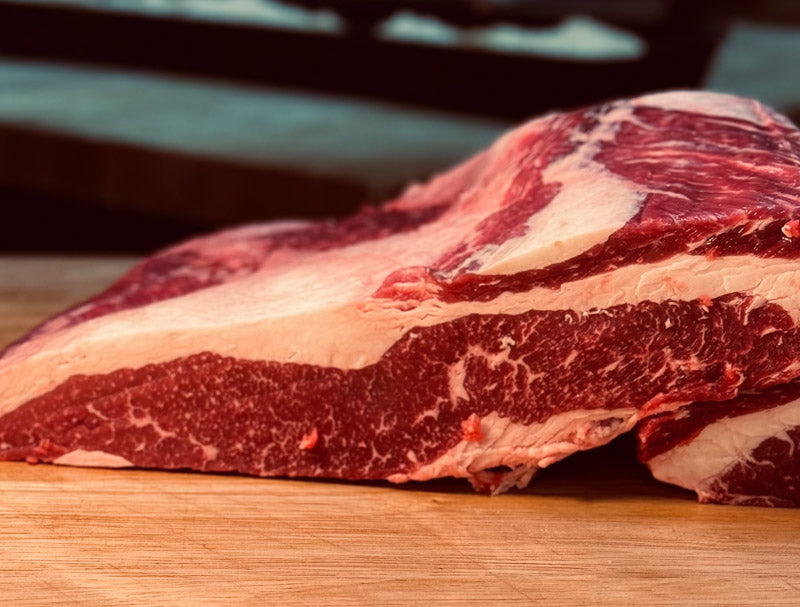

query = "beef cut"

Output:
[[2, 91, 800, 505]]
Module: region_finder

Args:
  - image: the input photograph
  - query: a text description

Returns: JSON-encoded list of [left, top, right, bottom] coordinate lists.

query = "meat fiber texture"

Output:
[[2, 91, 800, 506]]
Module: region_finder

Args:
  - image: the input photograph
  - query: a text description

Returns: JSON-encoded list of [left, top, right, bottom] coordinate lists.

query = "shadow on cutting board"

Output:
[[285, 433, 693, 502], [392, 433, 695, 502]]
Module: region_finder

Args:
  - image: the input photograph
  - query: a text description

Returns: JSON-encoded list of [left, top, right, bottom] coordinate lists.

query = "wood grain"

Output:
[[1, 256, 799, 606]]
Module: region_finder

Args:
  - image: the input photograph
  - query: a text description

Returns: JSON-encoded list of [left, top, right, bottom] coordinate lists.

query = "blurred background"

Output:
[[0, 0, 799, 254]]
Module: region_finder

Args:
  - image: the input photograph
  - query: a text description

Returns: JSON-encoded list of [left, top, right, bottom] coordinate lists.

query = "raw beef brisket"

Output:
[[639, 380, 800, 507], [2, 91, 800, 505]]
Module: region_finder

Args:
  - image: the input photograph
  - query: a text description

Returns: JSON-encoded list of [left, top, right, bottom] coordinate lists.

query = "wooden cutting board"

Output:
[[1, 256, 799, 606]]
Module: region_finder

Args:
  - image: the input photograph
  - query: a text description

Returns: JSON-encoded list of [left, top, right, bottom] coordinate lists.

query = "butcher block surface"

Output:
[[1, 256, 799, 605]]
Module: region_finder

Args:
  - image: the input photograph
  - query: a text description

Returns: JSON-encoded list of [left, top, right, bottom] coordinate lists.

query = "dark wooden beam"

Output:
[[0, 1, 722, 120]]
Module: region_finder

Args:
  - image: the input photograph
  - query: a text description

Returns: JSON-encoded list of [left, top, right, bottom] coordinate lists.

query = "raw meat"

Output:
[[639, 381, 800, 507], [1, 91, 800, 504]]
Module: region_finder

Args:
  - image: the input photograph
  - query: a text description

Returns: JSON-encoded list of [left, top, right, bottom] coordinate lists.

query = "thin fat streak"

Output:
[[389, 407, 638, 483]]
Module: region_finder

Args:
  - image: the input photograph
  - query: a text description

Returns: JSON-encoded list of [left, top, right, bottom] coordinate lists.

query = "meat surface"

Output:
[[639, 381, 800, 507], [1, 91, 800, 504]]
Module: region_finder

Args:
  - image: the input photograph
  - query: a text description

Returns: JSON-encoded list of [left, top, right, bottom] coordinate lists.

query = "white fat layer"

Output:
[[388, 408, 638, 483], [479, 109, 644, 274], [3, 254, 800, 416], [53, 450, 134, 468], [645, 397, 800, 491], [633, 91, 789, 126]]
